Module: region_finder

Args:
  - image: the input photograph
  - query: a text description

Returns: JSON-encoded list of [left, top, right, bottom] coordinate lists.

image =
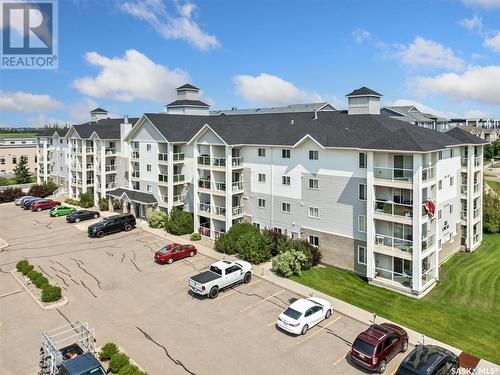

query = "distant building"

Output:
[[0, 137, 38, 177], [381, 106, 449, 132], [448, 125, 498, 144]]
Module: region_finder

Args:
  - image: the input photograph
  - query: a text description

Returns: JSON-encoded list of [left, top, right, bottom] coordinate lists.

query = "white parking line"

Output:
[[0, 289, 23, 299], [332, 350, 349, 366], [296, 316, 342, 345]]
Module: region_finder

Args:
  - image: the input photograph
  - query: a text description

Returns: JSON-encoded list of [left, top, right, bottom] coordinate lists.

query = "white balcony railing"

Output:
[[421, 267, 435, 286], [212, 157, 226, 167], [375, 266, 412, 287], [173, 152, 184, 161], [461, 157, 468, 167], [86, 164, 94, 170], [106, 182, 117, 189], [105, 148, 116, 155], [232, 206, 243, 216], [214, 181, 226, 192], [232, 156, 243, 167], [473, 207, 481, 219], [105, 165, 116, 172], [374, 167, 413, 183], [421, 166, 435, 182], [199, 179, 210, 189], [199, 203, 211, 213], [473, 183, 480, 194], [131, 171, 140, 178], [198, 156, 210, 166], [86, 147, 94, 153], [173, 174, 185, 183], [374, 200, 413, 218], [213, 205, 226, 216], [158, 153, 168, 162], [232, 181, 243, 191], [461, 210, 467, 220], [158, 174, 168, 184], [173, 194, 185, 203], [461, 185, 467, 194], [374, 234, 413, 253], [421, 232, 435, 252], [474, 156, 481, 167]]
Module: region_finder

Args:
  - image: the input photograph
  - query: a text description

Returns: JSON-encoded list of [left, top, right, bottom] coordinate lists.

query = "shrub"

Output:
[[276, 236, 294, 255], [27, 270, 42, 282], [113, 199, 122, 210], [79, 192, 94, 208], [118, 364, 139, 375], [310, 245, 322, 266], [0, 187, 24, 203], [16, 260, 30, 273], [272, 249, 309, 277], [64, 197, 79, 206], [293, 240, 313, 270], [214, 223, 259, 255], [237, 230, 272, 264], [98, 198, 109, 211], [483, 191, 500, 233], [165, 209, 193, 235], [33, 275, 49, 289], [148, 211, 167, 229], [190, 232, 201, 241], [99, 342, 119, 361], [109, 352, 130, 374], [263, 229, 286, 256], [29, 184, 50, 198], [44, 180, 58, 194], [41, 285, 62, 302]]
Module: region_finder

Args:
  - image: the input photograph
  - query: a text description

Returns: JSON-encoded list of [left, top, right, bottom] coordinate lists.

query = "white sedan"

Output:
[[277, 297, 333, 335]]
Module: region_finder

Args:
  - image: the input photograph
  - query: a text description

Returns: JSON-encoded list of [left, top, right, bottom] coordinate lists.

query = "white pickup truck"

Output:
[[188, 260, 252, 298]]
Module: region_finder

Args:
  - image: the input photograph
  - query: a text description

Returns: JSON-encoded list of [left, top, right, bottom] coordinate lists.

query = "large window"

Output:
[[309, 178, 318, 189], [308, 207, 319, 218], [359, 153, 367, 168], [309, 150, 319, 160], [282, 149, 290, 159], [282, 176, 290, 186], [357, 246, 367, 265]]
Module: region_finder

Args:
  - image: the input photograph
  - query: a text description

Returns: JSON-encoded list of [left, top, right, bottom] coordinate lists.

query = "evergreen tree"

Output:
[[14, 155, 32, 184]]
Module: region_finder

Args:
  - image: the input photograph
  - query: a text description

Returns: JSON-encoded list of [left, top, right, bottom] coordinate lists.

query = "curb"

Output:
[[10, 270, 68, 311]]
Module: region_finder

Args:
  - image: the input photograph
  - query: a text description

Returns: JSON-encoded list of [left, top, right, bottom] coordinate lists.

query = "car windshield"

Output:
[[283, 307, 302, 320], [81, 368, 106, 375], [353, 338, 375, 355], [159, 247, 170, 254], [210, 266, 222, 275]]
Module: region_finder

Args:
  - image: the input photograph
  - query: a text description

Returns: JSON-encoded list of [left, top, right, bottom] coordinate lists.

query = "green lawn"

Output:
[[0, 132, 37, 138], [0, 176, 36, 186], [290, 234, 500, 364], [486, 180, 500, 195]]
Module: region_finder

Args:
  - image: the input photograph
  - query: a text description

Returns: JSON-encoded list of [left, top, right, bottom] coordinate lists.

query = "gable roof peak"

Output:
[[346, 87, 382, 97]]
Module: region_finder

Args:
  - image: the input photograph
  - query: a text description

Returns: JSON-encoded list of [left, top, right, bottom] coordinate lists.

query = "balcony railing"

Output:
[[173, 152, 184, 161], [131, 171, 140, 178], [214, 230, 225, 240], [461, 210, 467, 220], [173, 194, 185, 203], [422, 166, 435, 182], [199, 203, 211, 213], [473, 183, 480, 194], [461, 185, 467, 194], [374, 167, 413, 182], [173, 174, 185, 183], [105, 148, 116, 155], [160, 195, 168, 204], [232, 181, 243, 191], [422, 267, 435, 286], [374, 200, 413, 218], [375, 234, 413, 253], [473, 207, 480, 219], [158, 174, 168, 183], [212, 157, 226, 167], [213, 205, 226, 216], [232, 157, 243, 167], [375, 266, 412, 287], [71, 163, 82, 170], [198, 156, 210, 165], [473, 233, 480, 244], [421, 232, 435, 252], [132, 151, 140, 159], [232, 206, 243, 216], [199, 179, 210, 189], [86, 147, 94, 153], [214, 181, 226, 191], [474, 156, 481, 167], [86, 164, 94, 170], [72, 148, 82, 154], [199, 223, 211, 237], [86, 179, 94, 185], [106, 182, 117, 189], [461, 157, 468, 167], [158, 153, 168, 162], [105, 165, 116, 172]]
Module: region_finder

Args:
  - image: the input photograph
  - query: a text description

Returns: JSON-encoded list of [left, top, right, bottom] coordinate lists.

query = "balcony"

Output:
[[232, 206, 243, 217], [232, 181, 244, 192], [199, 223, 211, 237], [173, 153, 184, 162], [374, 267, 412, 288], [86, 147, 94, 153], [199, 202, 211, 213], [105, 165, 116, 172], [474, 156, 481, 168], [214, 229, 226, 240], [374, 200, 413, 219], [71, 163, 82, 170], [158, 174, 168, 185], [422, 267, 435, 286], [214, 181, 226, 192], [473, 233, 480, 244], [105, 148, 116, 155], [473, 182, 480, 195], [375, 234, 413, 254], [212, 157, 226, 168], [421, 232, 435, 252], [86, 163, 94, 170], [374, 167, 413, 183], [461, 157, 468, 167], [461, 209, 467, 220], [72, 147, 82, 154], [106, 182, 117, 189], [421, 166, 436, 182], [461, 184, 467, 195], [213, 205, 226, 217], [71, 179, 82, 186], [173, 174, 185, 183], [131, 170, 140, 179], [86, 179, 94, 185], [199, 179, 210, 190], [198, 156, 210, 166], [159, 195, 168, 206], [158, 153, 168, 163], [173, 194, 185, 204], [232, 157, 243, 168], [473, 207, 481, 219], [132, 151, 140, 159]]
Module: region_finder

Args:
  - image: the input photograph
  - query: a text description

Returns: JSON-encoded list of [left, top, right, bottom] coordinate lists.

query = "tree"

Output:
[[483, 192, 500, 233], [165, 209, 193, 235], [14, 155, 31, 184]]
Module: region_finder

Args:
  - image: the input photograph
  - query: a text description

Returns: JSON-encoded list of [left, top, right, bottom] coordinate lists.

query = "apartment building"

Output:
[[35, 84, 486, 297], [381, 105, 449, 132], [0, 137, 37, 176], [36, 128, 70, 186]]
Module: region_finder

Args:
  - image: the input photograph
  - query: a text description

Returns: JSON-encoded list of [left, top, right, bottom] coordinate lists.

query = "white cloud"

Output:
[[352, 28, 370, 43], [27, 114, 69, 127], [67, 98, 100, 123], [484, 31, 500, 52], [463, 0, 500, 8], [119, 0, 219, 51], [410, 65, 500, 105], [396, 37, 465, 71], [389, 99, 459, 119], [464, 109, 492, 117], [233, 73, 323, 106], [0, 91, 62, 112], [329, 96, 345, 110], [459, 15, 483, 33], [72, 49, 190, 102]]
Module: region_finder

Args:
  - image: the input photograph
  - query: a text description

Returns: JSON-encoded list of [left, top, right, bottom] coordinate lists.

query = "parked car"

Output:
[[49, 206, 77, 217], [276, 297, 333, 335], [396, 345, 459, 375], [350, 323, 408, 373], [188, 260, 252, 299], [22, 197, 43, 209], [154, 243, 197, 264], [32, 199, 61, 212], [87, 213, 136, 238], [15, 195, 33, 206], [66, 210, 100, 223]]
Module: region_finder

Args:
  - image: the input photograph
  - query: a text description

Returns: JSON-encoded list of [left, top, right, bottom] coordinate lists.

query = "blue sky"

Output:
[[1, 0, 500, 127]]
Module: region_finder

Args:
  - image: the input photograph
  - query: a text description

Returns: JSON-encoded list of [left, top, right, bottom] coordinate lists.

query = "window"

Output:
[[438, 151, 443, 160], [438, 180, 443, 190], [282, 149, 290, 159], [0, 157, 4, 165], [258, 148, 266, 157], [309, 150, 319, 160], [258, 173, 266, 183], [450, 149, 454, 158], [258, 198, 266, 208], [282, 176, 290, 186], [146, 164, 151, 172], [308, 235, 319, 247], [147, 184, 152, 192], [12, 156, 17, 164], [253, 222, 260, 230], [357, 246, 367, 265], [358, 184, 367, 200], [132, 181, 139, 190], [359, 152, 367, 168], [308, 206, 319, 218], [450, 176, 454, 186], [438, 210, 442, 220], [449, 204, 453, 214], [146, 144, 151, 151], [282, 202, 291, 213], [358, 215, 366, 233], [308, 178, 318, 189]]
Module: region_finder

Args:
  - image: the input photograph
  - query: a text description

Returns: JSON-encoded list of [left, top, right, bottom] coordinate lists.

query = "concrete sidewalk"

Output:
[[134, 219, 499, 371]]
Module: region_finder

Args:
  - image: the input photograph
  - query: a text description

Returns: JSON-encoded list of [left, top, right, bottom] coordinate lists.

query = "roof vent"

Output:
[[290, 119, 295, 125]]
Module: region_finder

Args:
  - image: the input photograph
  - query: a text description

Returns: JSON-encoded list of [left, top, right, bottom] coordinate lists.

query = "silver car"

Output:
[[15, 195, 34, 206]]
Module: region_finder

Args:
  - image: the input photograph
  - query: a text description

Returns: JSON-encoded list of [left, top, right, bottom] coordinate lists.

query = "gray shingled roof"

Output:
[[107, 188, 157, 204], [166, 99, 210, 107], [71, 118, 139, 139], [144, 111, 486, 151], [36, 127, 70, 137], [346, 87, 382, 97], [210, 102, 335, 115], [177, 83, 200, 90], [90, 107, 108, 113], [446, 127, 488, 145]]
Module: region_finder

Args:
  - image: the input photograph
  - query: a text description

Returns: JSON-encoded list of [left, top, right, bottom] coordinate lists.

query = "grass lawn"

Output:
[[0, 132, 37, 138], [486, 180, 500, 195], [0, 176, 36, 186], [290, 234, 500, 364]]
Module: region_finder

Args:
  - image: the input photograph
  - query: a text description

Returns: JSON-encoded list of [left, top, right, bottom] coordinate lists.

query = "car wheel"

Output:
[[97, 231, 105, 239], [401, 339, 408, 353], [37, 207, 42, 212], [167, 258, 174, 264], [325, 309, 332, 319], [93, 214, 98, 219], [124, 223, 132, 231], [75, 218, 80, 223], [378, 360, 387, 374], [243, 272, 252, 284], [301, 324, 309, 335], [189, 251, 195, 257], [209, 286, 219, 299]]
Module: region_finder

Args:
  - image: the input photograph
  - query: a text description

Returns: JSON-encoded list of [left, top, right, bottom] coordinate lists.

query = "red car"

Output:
[[154, 243, 197, 264], [31, 199, 61, 212], [350, 323, 408, 373]]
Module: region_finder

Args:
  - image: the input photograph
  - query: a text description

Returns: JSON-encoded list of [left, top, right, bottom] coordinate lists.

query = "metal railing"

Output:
[[158, 153, 168, 162], [86, 147, 94, 153], [131, 171, 140, 178], [72, 148, 82, 154], [198, 156, 210, 165], [473, 207, 481, 219], [461, 210, 467, 220], [375, 267, 412, 287], [374, 234, 413, 253], [213, 205, 226, 216], [232, 181, 243, 191], [421, 232, 435, 252], [212, 157, 226, 167], [71, 163, 82, 170], [473, 183, 480, 194], [421, 267, 435, 286], [461, 185, 467, 194], [198, 179, 210, 189], [86, 164, 94, 170], [461, 157, 468, 167], [173, 174, 185, 183], [173, 194, 185, 203], [199, 223, 211, 237], [374, 200, 413, 218], [158, 174, 168, 183], [474, 156, 481, 167], [132, 151, 140, 159], [421, 166, 435, 182], [373, 167, 413, 182], [214, 230, 225, 239], [199, 203, 211, 213], [232, 206, 243, 216], [473, 233, 480, 244], [86, 179, 94, 184], [173, 152, 184, 161], [105, 182, 116, 189], [214, 181, 226, 191], [105, 148, 116, 155], [232, 156, 243, 167], [105, 165, 116, 172]]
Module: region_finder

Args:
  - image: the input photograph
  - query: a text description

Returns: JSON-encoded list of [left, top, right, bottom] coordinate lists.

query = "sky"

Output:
[[1, 0, 500, 127]]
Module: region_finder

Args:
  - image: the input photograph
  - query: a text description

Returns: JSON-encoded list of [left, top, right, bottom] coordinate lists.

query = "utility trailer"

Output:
[[39, 321, 106, 375]]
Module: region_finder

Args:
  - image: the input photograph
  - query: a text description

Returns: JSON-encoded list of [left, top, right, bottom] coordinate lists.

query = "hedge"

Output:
[[109, 352, 130, 374], [99, 342, 119, 361], [148, 211, 167, 229], [16, 260, 62, 302], [164, 209, 193, 235], [0, 187, 24, 203]]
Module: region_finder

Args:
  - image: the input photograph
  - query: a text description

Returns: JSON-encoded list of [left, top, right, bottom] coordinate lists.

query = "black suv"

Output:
[[396, 345, 459, 375], [87, 214, 136, 238]]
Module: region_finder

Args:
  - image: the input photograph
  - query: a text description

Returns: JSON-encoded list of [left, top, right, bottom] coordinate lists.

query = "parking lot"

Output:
[[0, 203, 411, 375]]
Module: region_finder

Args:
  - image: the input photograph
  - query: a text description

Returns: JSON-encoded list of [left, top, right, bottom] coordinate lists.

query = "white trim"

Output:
[[308, 206, 319, 218], [125, 115, 169, 143], [357, 245, 367, 265], [358, 215, 366, 233], [292, 134, 325, 149], [186, 123, 227, 146]]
